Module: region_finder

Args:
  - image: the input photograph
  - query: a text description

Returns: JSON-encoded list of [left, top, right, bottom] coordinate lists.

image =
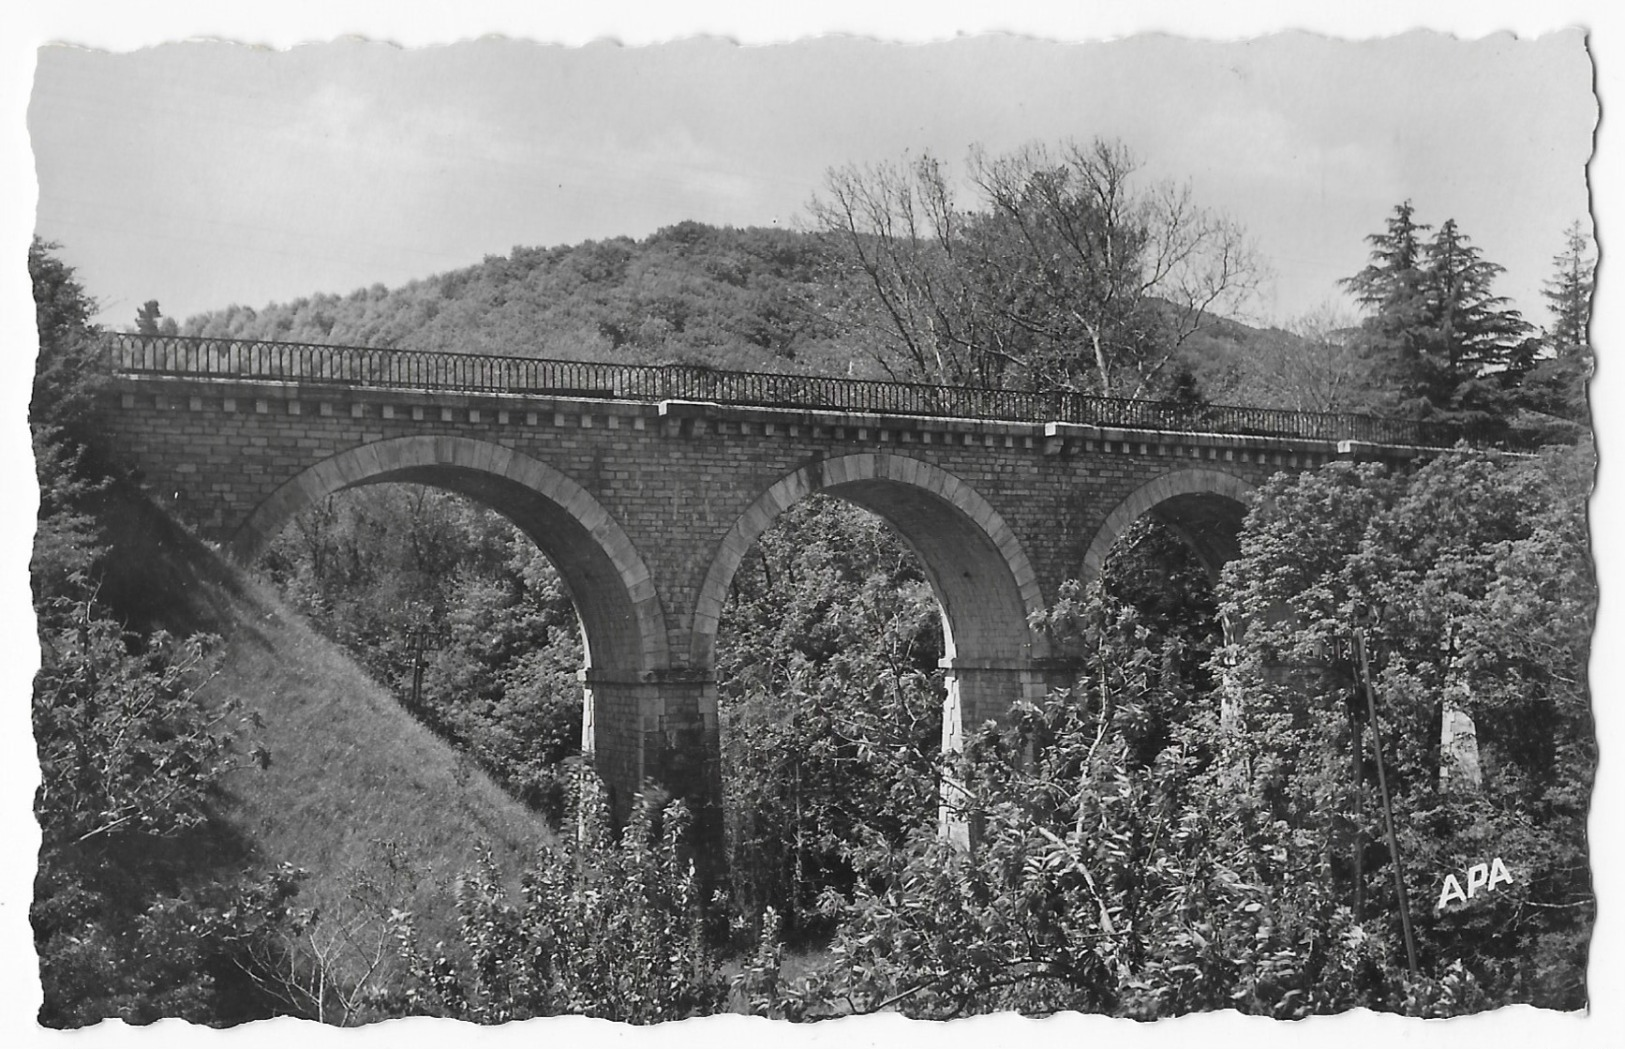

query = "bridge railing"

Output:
[[105, 332, 1459, 445]]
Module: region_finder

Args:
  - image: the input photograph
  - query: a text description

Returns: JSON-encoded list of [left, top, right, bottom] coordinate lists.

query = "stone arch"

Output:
[[1081, 467, 1256, 585], [688, 453, 1046, 671], [229, 435, 667, 676]]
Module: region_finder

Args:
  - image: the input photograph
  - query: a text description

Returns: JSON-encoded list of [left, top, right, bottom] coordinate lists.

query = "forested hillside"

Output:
[[169, 217, 1323, 409], [175, 222, 861, 376]]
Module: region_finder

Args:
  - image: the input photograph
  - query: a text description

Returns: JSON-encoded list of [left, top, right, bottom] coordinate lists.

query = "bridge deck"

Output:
[[105, 332, 1460, 446]]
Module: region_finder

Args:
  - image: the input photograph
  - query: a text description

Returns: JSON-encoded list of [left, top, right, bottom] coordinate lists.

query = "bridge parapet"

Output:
[[104, 332, 1482, 447]]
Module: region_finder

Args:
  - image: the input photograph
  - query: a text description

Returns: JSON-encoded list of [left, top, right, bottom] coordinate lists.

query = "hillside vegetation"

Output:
[[177, 221, 861, 376], [170, 219, 1313, 405], [93, 479, 555, 921], [44, 475, 556, 1023]]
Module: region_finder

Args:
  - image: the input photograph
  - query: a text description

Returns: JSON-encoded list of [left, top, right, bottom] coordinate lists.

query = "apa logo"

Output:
[[1436, 857, 1514, 910]]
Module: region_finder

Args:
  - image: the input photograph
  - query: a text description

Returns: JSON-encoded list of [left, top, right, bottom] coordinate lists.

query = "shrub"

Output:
[[392, 768, 725, 1023]]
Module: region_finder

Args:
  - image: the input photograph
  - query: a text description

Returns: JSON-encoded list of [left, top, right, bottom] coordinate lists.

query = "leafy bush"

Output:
[[772, 588, 1308, 1020], [391, 768, 725, 1023]]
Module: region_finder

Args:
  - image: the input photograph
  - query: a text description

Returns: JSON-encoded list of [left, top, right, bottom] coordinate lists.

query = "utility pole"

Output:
[[1354, 624, 1420, 977], [1325, 630, 1366, 923], [1348, 689, 1366, 923]]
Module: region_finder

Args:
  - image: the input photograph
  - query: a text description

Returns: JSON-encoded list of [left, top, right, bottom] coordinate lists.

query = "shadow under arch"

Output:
[[1081, 468, 1257, 585], [689, 452, 1047, 675], [228, 435, 667, 677]]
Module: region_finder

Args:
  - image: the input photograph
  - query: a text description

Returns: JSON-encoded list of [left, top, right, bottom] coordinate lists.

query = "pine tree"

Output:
[[1518, 221, 1595, 429], [1339, 201, 1434, 409], [1419, 218, 1533, 425], [1424, 219, 1532, 378], [1342, 204, 1531, 436], [1542, 221, 1594, 358]]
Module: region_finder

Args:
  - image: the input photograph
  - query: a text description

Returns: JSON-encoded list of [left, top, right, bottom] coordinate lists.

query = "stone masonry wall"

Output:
[[98, 373, 1404, 837]]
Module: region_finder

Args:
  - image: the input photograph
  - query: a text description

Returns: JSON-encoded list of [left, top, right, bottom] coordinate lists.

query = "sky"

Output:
[[25, 28, 1596, 334], [3, 5, 1622, 1048]]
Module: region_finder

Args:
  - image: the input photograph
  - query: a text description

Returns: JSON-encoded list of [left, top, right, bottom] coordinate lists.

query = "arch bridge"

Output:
[[94, 334, 1449, 854]]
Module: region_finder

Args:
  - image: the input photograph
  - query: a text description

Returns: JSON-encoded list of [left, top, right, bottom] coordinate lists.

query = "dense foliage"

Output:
[[1215, 446, 1596, 1010], [1518, 221, 1595, 434], [729, 446, 1592, 1020], [390, 770, 725, 1023], [257, 486, 585, 818], [714, 498, 946, 938], [1340, 202, 1542, 436], [748, 582, 1240, 1020], [31, 240, 298, 1027]]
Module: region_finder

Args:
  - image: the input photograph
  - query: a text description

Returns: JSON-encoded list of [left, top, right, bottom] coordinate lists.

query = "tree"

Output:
[[810, 138, 1263, 398], [1340, 201, 1435, 408], [809, 155, 998, 388], [393, 771, 725, 1023], [30, 238, 107, 453], [1420, 219, 1535, 415], [763, 582, 1385, 1021], [716, 498, 944, 936], [1541, 220, 1594, 358], [134, 299, 178, 337], [966, 139, 1262, 398], [1517, 221, 1594, 432], [1340, 204, 1532, 434], [30, 243, 107, 611]]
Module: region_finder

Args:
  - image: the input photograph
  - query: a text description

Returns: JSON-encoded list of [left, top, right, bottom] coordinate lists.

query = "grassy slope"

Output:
[[90, 480, 554, 944]]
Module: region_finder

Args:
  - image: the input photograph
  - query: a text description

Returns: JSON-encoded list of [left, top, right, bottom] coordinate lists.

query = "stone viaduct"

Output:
[[93, 335, 1445, 849]]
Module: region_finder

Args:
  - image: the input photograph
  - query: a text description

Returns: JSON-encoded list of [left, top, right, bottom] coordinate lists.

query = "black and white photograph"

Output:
[[4, 3, 1618, 1042]]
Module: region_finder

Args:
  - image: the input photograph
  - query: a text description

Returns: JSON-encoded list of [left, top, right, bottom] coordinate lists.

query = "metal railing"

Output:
[[105, 332, 1458, 446]]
